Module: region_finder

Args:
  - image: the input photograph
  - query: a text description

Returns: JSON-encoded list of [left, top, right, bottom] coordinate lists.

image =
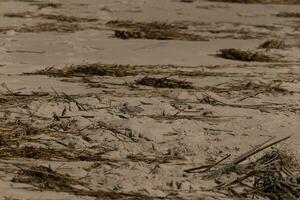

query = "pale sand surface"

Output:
[[0, 0, 299, 199]]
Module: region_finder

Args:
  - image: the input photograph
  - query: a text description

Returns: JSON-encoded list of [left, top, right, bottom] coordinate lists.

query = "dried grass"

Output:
[[107, 20, 188, 30], [30, 2, 62, 9], [209, 0, 300, 4], [4, 12, 97, 22], [258, 39, 287, 49], [12, 165, 153, 199], [217, 48, 279, 62], [276, 12, 300, 18], [136, 77, 194, 89], [18, 23, 84, 33], [12, 165, 80, 192], [107, 20, 207, 41], [185, 136, 300, 200], [29, 64, 137, 77], [114, 29, 208, 41]]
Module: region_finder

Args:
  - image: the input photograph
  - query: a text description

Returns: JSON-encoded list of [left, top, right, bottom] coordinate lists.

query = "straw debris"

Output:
[[30, 64, 137, 77], [212, 80, 291, 96], [136, 77, 194, 89], [12, 165, 80, 192], [209, 0, 300, 4], [30, 2, 62, 9], [4, 12, 98, 22], [276, 12, 300, 18], [12, 165, 154, 199], [107, 20, 207, 41], [114, 29, 208, 41], [258, 39, 287, 49], [18, 22, 84, 33], [107, 20, 188, 30], [185, 136, 300, 200], [217, 48, 279, 62]]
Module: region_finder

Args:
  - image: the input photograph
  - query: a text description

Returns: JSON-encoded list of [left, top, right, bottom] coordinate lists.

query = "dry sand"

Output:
[[0, 0, 299, 199]]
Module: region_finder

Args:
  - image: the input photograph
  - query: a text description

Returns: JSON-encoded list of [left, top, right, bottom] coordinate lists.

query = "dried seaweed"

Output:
[[186, 136, 300, 200], [258, 39, 287, 49], [209, 0, 300, 4], [12, 165, 153, 199], [180, 0, 195, 2], [30, 2, 63, 9], [4, 12, 97, 22], [107, 20, 188, 30], [211, 80, 291, 97], [40, 14, 97, 22], [0, 146, 115, 162], [28, 64, 137, 77], [12, 165, 80, 192], [114, 29, 208, 41], [4, 12, 33, 18], [217, 48, 279, 62], [0, 27, 15, 33], [276, 12, 300, 18], [0, 147, 67, 160], [136, 77, 193, 89], [18, 22, 84, 33], [107, 20, 207, 41]]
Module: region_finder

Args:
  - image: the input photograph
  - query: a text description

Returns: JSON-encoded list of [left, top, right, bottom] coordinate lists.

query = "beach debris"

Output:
[[276, 12, 300, 18], [208, 0, 300, 4], [30, 2, 63, 10], [28, 64, 137, 77], [180, 0, 195, 2], [106, 20, 207, 41], [211, 80, 291, 97], [18, 22, 84, 33], [4, 12, 97, 23], [12, 165, 81, 191], [12, 165, 150, 199], [136, 77, 194, 89], [107, 20, 189, 30], [185, 136, 300, 200], [217, 48, 279, 62], [114, 29, 208, 41], [258, 39, 287, 49]]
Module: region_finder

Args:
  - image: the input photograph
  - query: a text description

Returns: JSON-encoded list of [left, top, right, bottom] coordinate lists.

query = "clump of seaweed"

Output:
[[106, 20, 207, 41], [107, 20, 188, 30], [258, 39, 287, 49], [114, 29, 208, 41], [12, 165, 152, 199], [208, 0, 300, 4], [65, 64, 134, 77], [0, 146, 114, 162], [0, 147, 69, 160], [12, 165, 80, 192], [211, 80, 291, 98], [30, 2, 63, 9], [0, 27, 14, 33], [136, 77, 193, 89], [276, 12, 300, 18], [180, 0, 195, 2], [4, 12, 98, 23], [217, 48, 279, 62], [4, 12, 33, 18], [41, 14, 97, 23], [29, 64, 137, 77], [18, 23, 84, 33]]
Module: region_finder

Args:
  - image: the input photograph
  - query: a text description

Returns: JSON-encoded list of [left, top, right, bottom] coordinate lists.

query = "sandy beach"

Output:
[[0, 0, 299, 199]]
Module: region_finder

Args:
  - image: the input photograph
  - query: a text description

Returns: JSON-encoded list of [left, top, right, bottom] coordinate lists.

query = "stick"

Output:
[[184, 154, 231, 173]]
